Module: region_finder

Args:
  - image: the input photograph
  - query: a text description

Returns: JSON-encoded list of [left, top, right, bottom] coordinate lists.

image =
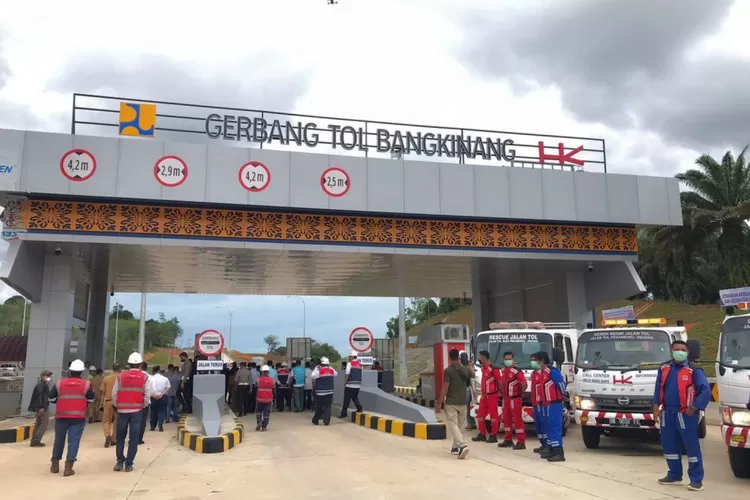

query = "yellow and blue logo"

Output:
[[118, 102, 156, 137]]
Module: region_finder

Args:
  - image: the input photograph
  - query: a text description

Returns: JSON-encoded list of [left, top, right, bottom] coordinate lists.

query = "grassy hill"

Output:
[[400, 299, 724, 381]]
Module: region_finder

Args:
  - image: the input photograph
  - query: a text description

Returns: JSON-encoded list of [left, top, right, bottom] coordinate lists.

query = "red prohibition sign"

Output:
[[196, 329, 225, 357], [238, 161, 271, 192], [153, 155, 188, 187], [349, 327, 374, 353], [321, 167, 351, 197], [60, 149, 97, 182]]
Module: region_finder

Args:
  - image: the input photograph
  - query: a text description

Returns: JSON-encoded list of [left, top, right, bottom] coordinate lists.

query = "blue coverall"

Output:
[[652, 361, 711, 484], [532, 405, 546, 447], [543, 367, 567, 450]]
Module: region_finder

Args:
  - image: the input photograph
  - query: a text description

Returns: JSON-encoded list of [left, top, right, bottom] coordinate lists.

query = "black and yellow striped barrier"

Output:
[[177, 417, 243, 453], [710, 382, 718, 403], [394, 386, 417, 395], [396, 394, 436, 409], [0, 422, 34, 444], [349, 411, 446, 440]]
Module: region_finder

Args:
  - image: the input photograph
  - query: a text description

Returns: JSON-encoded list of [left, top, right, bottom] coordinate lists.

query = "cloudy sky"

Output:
[[1, 0, 748, 353]]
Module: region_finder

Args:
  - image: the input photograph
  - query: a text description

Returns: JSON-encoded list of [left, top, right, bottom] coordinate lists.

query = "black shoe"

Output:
[[534, 445, 549, 454], [512, 442, 526, 450], [457, 445, 469, 459], [261, 427, 268, 432], [312, 421, 319, 426], [450, 447, 459, 455], [158, 425, 164, 432], [104, 436, 111, 448], [497, 440, 514, 448], [113, 462, 124, 472], [30, 441, 45, 447], [256, 424, 261, 431], [150, 428, 155, 432], [125, 465, 133, 472], [338, 415, 347, 419], [658, 476, 682, 485], [138, 440, 145, 445], [546, 448, 565, 462], [687, 482, 704, 491], [472, 434, 487, 442], [540, 447, 554, 459], [486, 435, 498, 443]]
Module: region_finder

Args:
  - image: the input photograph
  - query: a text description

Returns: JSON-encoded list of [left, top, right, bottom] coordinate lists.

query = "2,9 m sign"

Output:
[[60, 149, 97, 182], [321, 167, 350, 197]]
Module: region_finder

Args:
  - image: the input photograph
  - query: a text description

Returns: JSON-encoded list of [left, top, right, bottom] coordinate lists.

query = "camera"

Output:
[[54, 246, 62, 256], [587, 262, 594, 272]]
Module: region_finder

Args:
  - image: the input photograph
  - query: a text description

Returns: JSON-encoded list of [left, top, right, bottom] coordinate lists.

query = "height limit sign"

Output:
[[321, 167, 350, 197], [154, 155, 188, 187], [239, 161, 271, 192], [349, 327, 374, 354]]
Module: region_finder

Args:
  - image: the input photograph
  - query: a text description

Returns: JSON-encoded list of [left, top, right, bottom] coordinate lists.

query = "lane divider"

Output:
[[396, 394, 436, 409], [177, 417, 243, 453], [394, 386, 417, 395], [0, 422, 34, 444], [348, 411, 446, 440]]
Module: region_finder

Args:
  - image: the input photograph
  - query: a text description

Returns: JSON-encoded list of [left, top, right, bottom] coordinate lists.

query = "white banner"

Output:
[[602, 305, 635, 320], [720, 287, 750, 307], [358, 356, 374, 366], [196, 360, 223, 371]]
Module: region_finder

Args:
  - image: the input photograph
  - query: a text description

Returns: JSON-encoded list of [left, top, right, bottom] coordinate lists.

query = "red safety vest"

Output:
[[481, 364, 502, 395], [502, 366, 525, 398], [115, 369, 148, 411], [530, 370, 543, 406], [257, 375, 275, 404], [658, 363, 697, 413], [540, 367, 564, 405], [54, 378, 91, 419]]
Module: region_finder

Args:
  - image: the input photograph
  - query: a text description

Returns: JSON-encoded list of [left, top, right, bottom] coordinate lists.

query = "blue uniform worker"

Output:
[[530, 357, 547, 453], [652, 342, 710, 492], [538, 351, 566, 462]]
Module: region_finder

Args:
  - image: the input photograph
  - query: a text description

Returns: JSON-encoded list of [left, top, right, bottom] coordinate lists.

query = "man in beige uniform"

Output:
[[100, 363, 121, 447]]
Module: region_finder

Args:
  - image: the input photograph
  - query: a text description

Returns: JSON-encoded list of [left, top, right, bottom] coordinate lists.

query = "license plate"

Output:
[[608, 418, 639, 427]]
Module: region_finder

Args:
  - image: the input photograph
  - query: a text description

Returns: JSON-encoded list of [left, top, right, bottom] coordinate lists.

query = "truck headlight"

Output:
[[574, 395, 597, 411], [725, 407, 750, 427]]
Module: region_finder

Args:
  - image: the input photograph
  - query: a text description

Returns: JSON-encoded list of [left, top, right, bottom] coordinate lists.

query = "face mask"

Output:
[[672, 351, 688, 363], [530, 360, 541, 370], [504, 360, 513, 367]]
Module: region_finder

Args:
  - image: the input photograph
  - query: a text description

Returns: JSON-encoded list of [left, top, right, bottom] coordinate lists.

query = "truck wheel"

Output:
[[728, 447, 750, 479], [581, 426, 601, 449], [698, 416, 706, 439]]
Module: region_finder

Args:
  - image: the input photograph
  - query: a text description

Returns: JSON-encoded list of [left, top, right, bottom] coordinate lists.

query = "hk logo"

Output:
[[538, 141, 584, 166], [613, 375, 633, 385]]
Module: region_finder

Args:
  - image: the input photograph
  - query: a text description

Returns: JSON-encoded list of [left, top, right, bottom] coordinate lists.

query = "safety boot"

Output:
[[534, 445, 550, 455], [512, 442, 526, 450], [546, 448, 565, 462], [50, 458, 60, 474], [471, 433, 487, 442], [497, 440, 514, 448], [539, 447, 555, 459], [486, 435, 498, 443], [63, 460, 75, 477]]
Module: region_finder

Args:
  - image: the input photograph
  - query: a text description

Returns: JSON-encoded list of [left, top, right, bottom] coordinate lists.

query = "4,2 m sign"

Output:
[[60, 149, 97, 182], [239, 161, 271, 192]]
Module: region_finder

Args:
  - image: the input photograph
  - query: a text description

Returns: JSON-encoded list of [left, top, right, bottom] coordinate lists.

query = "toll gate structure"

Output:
[[0, 95, 682, 407]]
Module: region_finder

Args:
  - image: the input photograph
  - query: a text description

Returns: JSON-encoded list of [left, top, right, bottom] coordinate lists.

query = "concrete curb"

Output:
[[177, 417, 244, 453], [393, 386, 417, 395], [0, 422, 34, 444], [395, 394, 436, 409], [348, 411, 446, 440]]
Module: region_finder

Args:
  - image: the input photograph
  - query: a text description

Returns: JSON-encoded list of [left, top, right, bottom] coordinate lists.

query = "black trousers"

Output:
[[304, 389, 312, 410], [183, 380, 193, 413], [235, 385, 250, 416], [277, 388, 292, 411], [312, 393, 333, 425], [139, 405, 149, 443], [246, 386, 257, 414], [340, 386, 363, 416]]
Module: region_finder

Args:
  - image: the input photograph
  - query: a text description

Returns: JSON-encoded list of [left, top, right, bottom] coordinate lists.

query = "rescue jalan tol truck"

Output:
[[717, 307, 750, 478], [571, 318, 706, 449], [470, 321, 582, 433]]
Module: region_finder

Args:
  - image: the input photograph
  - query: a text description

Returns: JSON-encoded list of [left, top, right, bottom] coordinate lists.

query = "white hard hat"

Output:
[[320, 357, 330, 365], [281, 362, 289, 367], [127, 352, 143, 365], [89, 365, 96, 371], [69, 359, 85, 372], [260, 365, 270, 372], [349, 351, 358, 357]]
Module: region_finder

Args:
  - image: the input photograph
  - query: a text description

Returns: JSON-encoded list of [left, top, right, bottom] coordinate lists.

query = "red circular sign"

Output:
[[196, 329, 225, 357], [238, 161, 271, 192], [321, 167, 350, 197], [154, 155, 188, 187], [60, 149, 97, 182], [349, 327, 374, 353]]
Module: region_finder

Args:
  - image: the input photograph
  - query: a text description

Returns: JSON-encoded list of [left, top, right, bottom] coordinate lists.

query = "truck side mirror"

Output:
[[687, 339, 701, 361], [553, 347, 565, 365]]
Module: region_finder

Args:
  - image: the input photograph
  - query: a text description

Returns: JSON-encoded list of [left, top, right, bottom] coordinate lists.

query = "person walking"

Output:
[[498, 352, 528, 450], [653, 340, 710, 491], [48, 359, 95, 476], [311, 357, 337, 426], [149, 366, 170, 432], [179, 352, 193, 413], [537, 351, 567, 462], [529, 353, 548, 455], [112, 352, 152, 473], [436, 348, 474, 459], [255, 365, 275, 431], [276, 362, 293, 411], [339, 351, 363, 418], [165, 366, 181, 423], [138, 361, 151, 444], [28, 370, 52, 447], [471, 350, 502, 443], [304, 361, 313, 411], [87, 367, 104, 423], [248, 362, 260, 414], [233, 363, 252, 417], [291, 360, 306, 412], [100, 363, 122, 448]]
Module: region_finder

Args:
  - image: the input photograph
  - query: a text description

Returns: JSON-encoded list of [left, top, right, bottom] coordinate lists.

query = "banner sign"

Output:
[[487, 333, 539, 343], [602, 305, 635, 321], [197, 360, 223, 371], [720, 287, 750, 307], [586, 330, 657, 341]]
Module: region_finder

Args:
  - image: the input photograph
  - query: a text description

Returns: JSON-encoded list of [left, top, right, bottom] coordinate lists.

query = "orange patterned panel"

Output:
[[11, 199, 639, 254]]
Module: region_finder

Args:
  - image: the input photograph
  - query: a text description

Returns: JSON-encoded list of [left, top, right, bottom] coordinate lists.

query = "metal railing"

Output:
[[71, 93, 608, 173]]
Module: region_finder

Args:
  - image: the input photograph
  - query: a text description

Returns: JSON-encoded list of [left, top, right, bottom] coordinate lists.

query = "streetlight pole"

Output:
[[113, 302, 120, 365], [138, 293, 147, 356], [288, 296, 306, 338], [21, 298, 28, 337]]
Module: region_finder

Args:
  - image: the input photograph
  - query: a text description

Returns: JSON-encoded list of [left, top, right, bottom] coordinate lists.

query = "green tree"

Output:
[[310, 340, 341, 363], [0, 295, 30, 336], [263, 335, 280, 353], [105, 307, 183, 367]]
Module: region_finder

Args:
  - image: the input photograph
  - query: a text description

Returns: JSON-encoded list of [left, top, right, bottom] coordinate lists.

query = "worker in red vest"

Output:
[[48, 359, 95, 477], [112, 352, 152, 473], [338, 351, 364, 419], [255, 365, 276, 431], [276, 362, 293, 412], [472, 350, 502, 443], [498, 351, 528, 450], [312, 357, 337, 426]]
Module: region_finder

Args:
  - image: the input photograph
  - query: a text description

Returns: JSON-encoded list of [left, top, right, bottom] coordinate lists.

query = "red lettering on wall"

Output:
[[613, 375, 633, 385], [538, 142, 585, 166]]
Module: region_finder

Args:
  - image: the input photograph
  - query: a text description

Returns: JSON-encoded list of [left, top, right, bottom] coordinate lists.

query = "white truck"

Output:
[[469, 321, 583, 434], [571, 318, 706, 449], [717, 309, 750, 478]]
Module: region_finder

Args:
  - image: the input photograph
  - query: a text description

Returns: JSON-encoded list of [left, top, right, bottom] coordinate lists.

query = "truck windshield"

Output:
[[720, 316, 750, 369], [475, 331, 553, 369], [576, 329, 671, 370]]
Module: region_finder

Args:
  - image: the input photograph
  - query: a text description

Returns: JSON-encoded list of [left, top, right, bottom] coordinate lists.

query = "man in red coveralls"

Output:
[[498, 352, 528, 450], [472, 350, 502, 443]]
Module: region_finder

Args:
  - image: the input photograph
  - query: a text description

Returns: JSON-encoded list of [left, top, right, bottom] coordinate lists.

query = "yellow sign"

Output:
[[711, 383, 719, 402], [118, 102, 156, 137]]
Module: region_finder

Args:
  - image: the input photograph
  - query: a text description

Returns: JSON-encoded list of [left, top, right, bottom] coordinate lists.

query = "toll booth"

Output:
[[418, 324, 471, 400]]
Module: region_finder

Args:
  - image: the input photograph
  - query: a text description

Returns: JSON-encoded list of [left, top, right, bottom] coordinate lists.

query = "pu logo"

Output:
[[119, 102, 156, 137], [612, 375, 633, 385]]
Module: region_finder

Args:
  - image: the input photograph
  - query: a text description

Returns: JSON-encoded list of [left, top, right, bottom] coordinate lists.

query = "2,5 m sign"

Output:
[[321, 167, 350, 197]]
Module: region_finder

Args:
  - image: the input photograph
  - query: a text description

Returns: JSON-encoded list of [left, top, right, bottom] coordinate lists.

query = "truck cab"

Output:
[[571, 318, 706, 449], [717, 308, 750, 478], [470, 321, 582, 432]]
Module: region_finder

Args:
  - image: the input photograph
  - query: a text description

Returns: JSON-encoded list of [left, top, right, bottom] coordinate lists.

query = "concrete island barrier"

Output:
[[177, 416, 244, 454], [347, 410, 446, 440], [0, 420, 34, 443]]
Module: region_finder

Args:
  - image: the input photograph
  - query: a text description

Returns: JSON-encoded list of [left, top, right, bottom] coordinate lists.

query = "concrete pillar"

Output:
[[84, 246, 110, 369], [21, 251, 77, 410]]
